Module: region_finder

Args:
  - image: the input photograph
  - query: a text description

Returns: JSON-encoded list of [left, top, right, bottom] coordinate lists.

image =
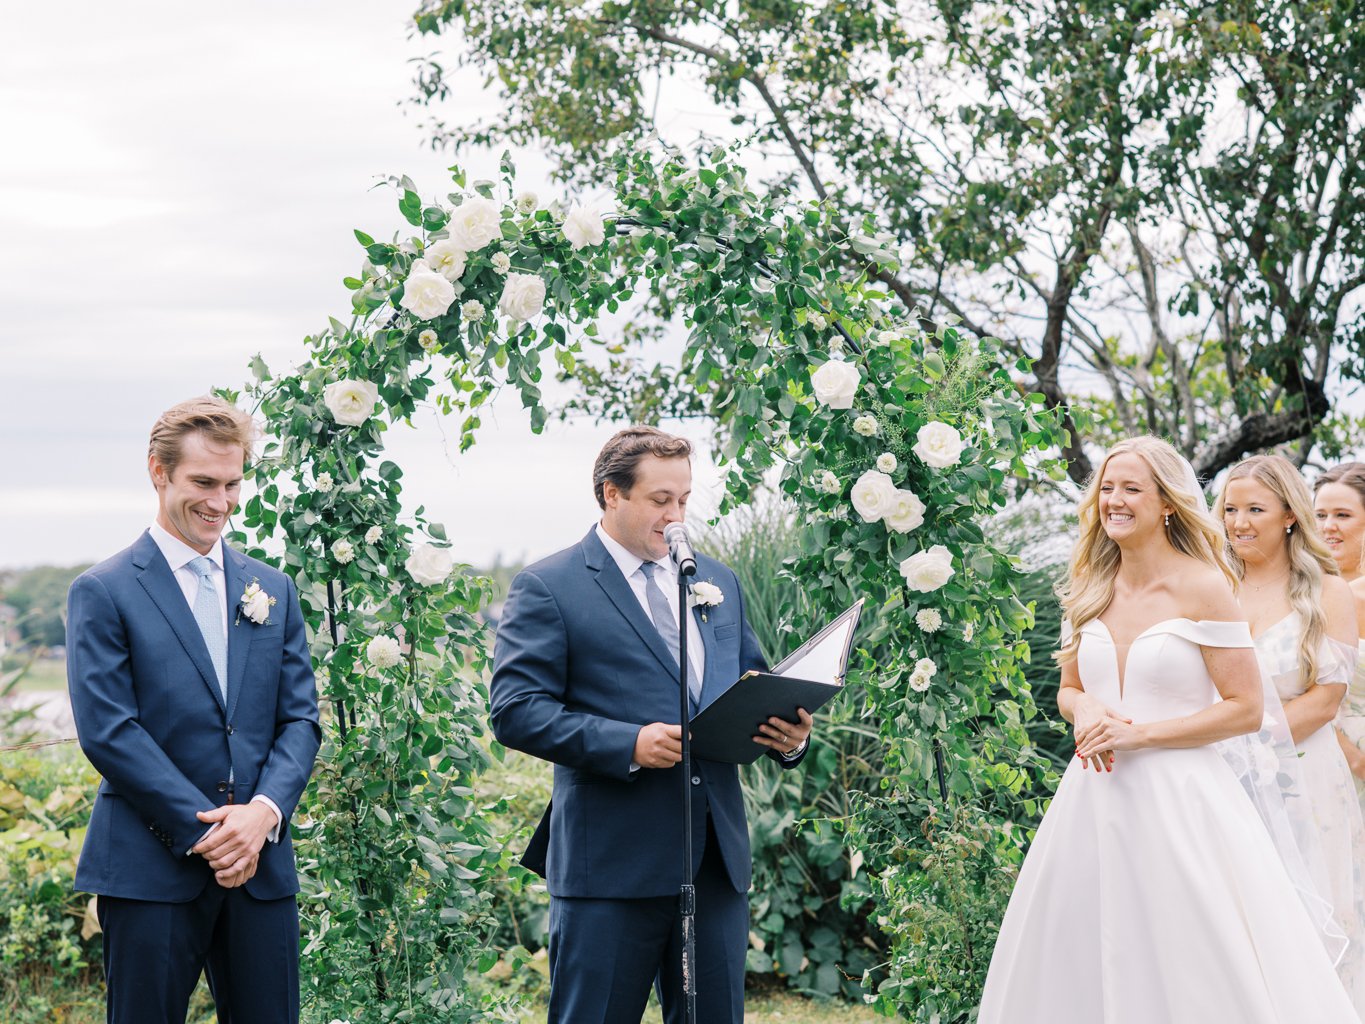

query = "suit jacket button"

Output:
[[217, 782, 229, 793], [691, 776, 701, 785], [226, 724, 234, 735]]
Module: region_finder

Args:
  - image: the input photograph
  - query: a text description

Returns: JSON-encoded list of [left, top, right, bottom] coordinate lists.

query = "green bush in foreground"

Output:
[[0, 747, 100, 1023]]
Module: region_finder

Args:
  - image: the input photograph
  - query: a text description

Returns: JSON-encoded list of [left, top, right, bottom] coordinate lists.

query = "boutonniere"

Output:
[[688, 580, 725, 622], [236, 578, 277, 626]]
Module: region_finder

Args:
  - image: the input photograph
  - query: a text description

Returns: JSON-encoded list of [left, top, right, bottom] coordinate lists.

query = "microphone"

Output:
[[664, 522, 698, 577]]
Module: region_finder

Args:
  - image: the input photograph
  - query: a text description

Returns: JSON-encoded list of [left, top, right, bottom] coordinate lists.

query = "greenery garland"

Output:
[[232, 140, 1068, 1022]]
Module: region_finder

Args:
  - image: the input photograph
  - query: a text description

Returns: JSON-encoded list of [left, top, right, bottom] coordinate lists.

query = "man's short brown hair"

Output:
[[148, 396, 255, 480], [593, 426, 692, 509]]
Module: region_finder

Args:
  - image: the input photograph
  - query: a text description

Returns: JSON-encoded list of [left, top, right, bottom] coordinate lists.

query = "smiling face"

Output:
[[150, 431, 244, 555], [1097, 452, 1171, 545], [1315, 481, 1365, 578], [600, 455, 691, 562], [1222, 475, 1294, 568]]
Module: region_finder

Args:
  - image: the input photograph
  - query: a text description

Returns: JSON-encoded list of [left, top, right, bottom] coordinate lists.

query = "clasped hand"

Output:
[[192, 802, 276, 888], [1072, 696, 1139, 771]]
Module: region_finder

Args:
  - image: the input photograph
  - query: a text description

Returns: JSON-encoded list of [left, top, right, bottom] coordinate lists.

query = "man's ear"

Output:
[[148, 455, 167, 490]]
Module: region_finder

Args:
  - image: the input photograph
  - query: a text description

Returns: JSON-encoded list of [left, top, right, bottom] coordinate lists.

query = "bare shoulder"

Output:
[[1348, 577, 1365, 626], [1322, 573, 1360, 639], [1172, 561, 1240, 622]]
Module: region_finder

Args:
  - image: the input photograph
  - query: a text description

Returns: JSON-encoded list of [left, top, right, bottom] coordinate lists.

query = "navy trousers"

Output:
[[547, 817, 749, 1024], [98, 886, 299, 1024]]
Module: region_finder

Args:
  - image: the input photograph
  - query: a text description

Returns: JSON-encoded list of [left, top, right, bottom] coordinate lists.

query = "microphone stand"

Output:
[[674, 555, 698, 1024]]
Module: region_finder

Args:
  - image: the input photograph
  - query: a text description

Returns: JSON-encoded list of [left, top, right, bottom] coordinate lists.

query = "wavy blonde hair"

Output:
[[1215, 454, 1339, 692], [1055, 436, 1233, 664]]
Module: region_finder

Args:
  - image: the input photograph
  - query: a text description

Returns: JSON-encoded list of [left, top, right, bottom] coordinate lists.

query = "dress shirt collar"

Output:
[[595, 522, 673, 582], [149, 520, 224, 574]]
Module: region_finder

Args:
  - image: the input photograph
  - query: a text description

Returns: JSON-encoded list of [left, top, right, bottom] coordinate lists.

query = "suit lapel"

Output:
[[582, 529, 680, 680], [222, 546, 254, 720], [132, 532, 226, 714], [693, 589, 719, 705]]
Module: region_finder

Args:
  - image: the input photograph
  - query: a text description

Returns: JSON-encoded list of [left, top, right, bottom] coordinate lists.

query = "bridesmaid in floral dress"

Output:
[[1218, 454, 1365, 1010]]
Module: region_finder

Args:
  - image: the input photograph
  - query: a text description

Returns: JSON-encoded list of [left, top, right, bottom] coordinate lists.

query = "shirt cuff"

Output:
[[251, 794, 284, 843], [778, 739, 807, 761], [188, 822, 219, 857]]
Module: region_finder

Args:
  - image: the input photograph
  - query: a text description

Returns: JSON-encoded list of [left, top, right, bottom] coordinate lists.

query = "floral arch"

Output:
[[231, 142, 1068, 1022]]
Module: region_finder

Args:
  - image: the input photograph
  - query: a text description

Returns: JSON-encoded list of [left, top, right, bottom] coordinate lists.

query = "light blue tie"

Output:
[[639, 562, 702, 707], [187, 556, 227, 702]]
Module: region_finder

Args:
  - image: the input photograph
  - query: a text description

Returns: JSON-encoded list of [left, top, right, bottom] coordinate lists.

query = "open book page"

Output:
[[771, 601, 862, 685]]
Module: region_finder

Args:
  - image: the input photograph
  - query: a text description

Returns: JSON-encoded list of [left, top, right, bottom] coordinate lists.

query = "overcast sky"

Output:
[[0, 2, 725, 571]]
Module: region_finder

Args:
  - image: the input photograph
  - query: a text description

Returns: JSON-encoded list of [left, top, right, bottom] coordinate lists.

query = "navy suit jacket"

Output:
[[67, 531, 321, 902], [489, 527, 803, 900]]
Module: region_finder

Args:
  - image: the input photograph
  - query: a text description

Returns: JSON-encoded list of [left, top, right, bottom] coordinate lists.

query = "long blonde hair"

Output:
[[1055, 436, 1233, 664], [1215, 454, 1339, 691]]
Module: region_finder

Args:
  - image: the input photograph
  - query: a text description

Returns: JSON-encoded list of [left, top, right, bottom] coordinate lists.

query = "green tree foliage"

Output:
[[0, 565, 90, 649], [409, 0, 1365, 480]]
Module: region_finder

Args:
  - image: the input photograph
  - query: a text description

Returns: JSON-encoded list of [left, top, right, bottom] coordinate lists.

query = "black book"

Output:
[[689, 600, 864, 764]]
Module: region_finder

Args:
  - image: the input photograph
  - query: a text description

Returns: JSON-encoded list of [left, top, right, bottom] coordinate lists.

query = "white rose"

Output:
[[423, 239, 467, 282], [242, 589, 272, 624], [853, 415, 879, 437], [462, 299, 485, 320], [913, 421, 965, 469], [406, 543, 454, 586], [364, 526, 382, 545], [491, 252, 512, 274], [447, 196, 502, 252], [915, 608, 942, 632], [963, 622, 975, 642], [399, 262, 456, 320], [324, 378, 380, 427], [810, 357, 861, 409], [366, 635, 402, 670], [562, 201, 606, 250], [418, 328, 439, 353], [899, 545, 956, 593], [691, 581, 724, 606], [808, 312, 827, 330], [850, 470, 898, 523], [315, 472, 334, 493], [876, 453, 897, 473], [515, 190, 538, 214], [498, 272, 546, 322], [908, 657, 937, 693], [820, 471, 841, 495], [876, 329, 899, 345], [883, 488, 926, 534], [333, 539, 355, 564]]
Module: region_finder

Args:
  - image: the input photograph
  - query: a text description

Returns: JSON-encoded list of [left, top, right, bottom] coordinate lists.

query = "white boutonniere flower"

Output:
[[237, 578, 276, 625], [689, 580, 725, 622]]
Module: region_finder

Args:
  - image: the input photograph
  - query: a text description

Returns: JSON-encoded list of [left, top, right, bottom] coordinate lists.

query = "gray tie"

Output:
[[639, 562, 702, 707], [187, 556, 228, 702]]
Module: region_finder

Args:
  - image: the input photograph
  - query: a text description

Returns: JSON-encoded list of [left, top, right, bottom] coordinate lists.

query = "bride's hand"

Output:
[[1072, 695, 1131, 772], [1076, 714, 1143, 761]]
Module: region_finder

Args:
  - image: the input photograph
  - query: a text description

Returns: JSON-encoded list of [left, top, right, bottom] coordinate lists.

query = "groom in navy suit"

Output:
[[67, 396, 320, 1023], [490, 426, 813, 1023]]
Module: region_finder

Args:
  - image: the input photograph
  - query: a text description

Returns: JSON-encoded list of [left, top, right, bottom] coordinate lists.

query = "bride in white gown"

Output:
[[978, 436, 1357, 1024]]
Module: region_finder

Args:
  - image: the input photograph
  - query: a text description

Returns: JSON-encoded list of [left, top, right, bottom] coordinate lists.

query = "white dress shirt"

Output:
[[148, 522, 282, 846], [595, 523, 706, 681]]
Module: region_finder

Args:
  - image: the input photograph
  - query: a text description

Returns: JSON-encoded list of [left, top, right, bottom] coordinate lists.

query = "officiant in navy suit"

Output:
[[490, 426, 814, 1024], [67, 396, 320, 1024]]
